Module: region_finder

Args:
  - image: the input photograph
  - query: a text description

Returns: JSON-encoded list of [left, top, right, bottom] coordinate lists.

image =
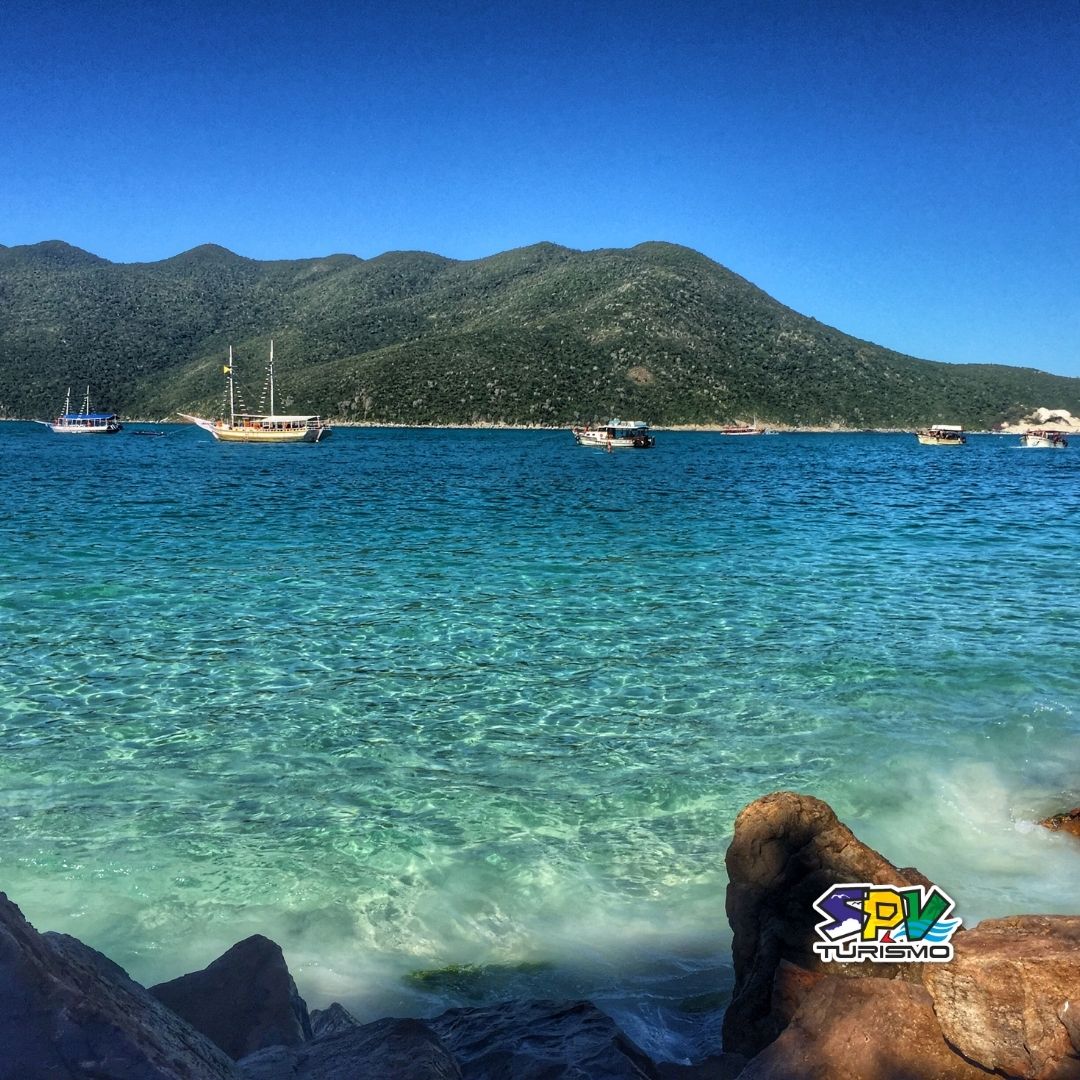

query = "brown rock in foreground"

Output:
[[922, 915, 1080, 1080], [722, 791, 934, 1058], [150, 935, 313, 1060], [0, 891, 236, 1080], [737, 976, 990, 1080]]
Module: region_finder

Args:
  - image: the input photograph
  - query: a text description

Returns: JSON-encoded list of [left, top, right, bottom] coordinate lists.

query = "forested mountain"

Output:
[[1, 239, 1076, 427]]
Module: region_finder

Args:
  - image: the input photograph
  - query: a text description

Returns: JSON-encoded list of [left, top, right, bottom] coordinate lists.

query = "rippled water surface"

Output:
[[2, 424, 1079, 1060]]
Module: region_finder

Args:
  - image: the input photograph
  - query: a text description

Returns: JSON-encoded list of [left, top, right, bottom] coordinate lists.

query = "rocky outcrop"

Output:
[[239, 1017, 462, 1080], [0, 891, 236, 1079], [727, 792, 1080, 1080], [150, 935, 313, 1060], [430, 999, 661, 1079], [722, 790, 933, 1057], [923, 915, 1080, 1079], [309, 1001, 362, 1039], [999, 408, 1080, 434]]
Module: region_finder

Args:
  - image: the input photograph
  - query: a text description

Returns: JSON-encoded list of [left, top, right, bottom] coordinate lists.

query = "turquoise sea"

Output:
[[2, 424, 1079, 1061]]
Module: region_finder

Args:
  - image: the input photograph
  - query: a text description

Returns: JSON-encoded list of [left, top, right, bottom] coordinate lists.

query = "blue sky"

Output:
[[4, 0, 1078, 375]]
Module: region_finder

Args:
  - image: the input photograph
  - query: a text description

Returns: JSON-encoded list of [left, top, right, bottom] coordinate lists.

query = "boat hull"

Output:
[[39, 420, 123, 434], [182, 415, 332, 443], [916, 434, 965, 445], [1021, 433, 1068, 449], [574, 432, 654, 448], [210, 426, 331, 443]]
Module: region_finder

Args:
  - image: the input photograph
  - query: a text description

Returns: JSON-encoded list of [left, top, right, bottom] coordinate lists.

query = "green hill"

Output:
[[1, 239, 1076, 428]]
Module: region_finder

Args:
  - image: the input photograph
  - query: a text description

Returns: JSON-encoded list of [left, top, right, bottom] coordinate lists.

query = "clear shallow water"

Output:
[[2, 424, 1079, 1061]]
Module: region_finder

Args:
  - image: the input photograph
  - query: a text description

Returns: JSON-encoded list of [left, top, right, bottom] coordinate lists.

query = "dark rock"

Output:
[[922, 914, 1080, 1079], [737, 975, 989, 1080], [722, 791, 936, 1058], [150, 935, 313, 1060], [1040, 807, 1080, 839], [656, 1054, 745, 1079], [238, 1017, 460, 1079], [0, 891, 236, 1079], [431, 998, 660, 1079], [310, 1001, 361, 1038]]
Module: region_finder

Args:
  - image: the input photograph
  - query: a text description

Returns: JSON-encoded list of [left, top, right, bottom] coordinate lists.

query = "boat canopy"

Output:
[[231, 413, 317, 423], [59, 412, 118, 421], [929, 424, 963, 432]]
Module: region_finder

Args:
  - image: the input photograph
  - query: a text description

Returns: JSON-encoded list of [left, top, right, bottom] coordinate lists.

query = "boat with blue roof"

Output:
[[36, 387, 122, 434]]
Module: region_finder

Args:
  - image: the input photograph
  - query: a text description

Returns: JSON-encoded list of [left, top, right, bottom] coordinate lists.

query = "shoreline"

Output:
[[2, 416, 1008, 434]]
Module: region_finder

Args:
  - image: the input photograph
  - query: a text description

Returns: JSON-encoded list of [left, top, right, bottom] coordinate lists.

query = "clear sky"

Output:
[[3, 0, 1078, 375]]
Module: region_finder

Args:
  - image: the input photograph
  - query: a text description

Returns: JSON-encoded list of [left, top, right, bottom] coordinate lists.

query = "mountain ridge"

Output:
[[1, 239, 1076, 427]]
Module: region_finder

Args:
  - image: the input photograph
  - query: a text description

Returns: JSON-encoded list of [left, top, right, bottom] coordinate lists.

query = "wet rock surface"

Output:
[[0, 891, 236, 1080], [150, 934, 313, 1060]]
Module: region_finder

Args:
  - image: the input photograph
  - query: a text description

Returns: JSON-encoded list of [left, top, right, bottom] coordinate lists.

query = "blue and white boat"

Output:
[[37, 387, 122, 434]]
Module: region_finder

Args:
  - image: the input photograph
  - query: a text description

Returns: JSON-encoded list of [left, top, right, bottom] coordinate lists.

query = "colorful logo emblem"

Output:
[[812, 883, 961, 962]]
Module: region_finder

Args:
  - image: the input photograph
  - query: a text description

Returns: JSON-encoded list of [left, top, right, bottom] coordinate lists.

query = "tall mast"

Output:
[[83, 385, 90, 416], [62, 387, 71, 417], [228, 346, 236, 426], [269, 339, 275, 417]]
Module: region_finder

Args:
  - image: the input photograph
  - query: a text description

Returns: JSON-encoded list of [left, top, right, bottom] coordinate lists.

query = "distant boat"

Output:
[[718, 421, 765, 436], [35, 386, 122, 434], [915, 424, 966, 446], [1021, 428, 1068, 449], [572, 419, 655, 449], [181, 341, 332, 443]]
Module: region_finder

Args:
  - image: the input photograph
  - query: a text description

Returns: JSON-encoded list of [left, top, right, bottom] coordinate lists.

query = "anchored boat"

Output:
[[718, 422, 765, 436], [572, 419, 655, 449], [915, 424, 966, 446], [182, 341, 332, 443], [36, 387, 122, 434]]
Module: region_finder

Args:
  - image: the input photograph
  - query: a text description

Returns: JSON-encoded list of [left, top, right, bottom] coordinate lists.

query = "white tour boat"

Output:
[[1021, 428, 1068, 449], [718, 421, 765, 436], [915, 424, 966, 446], [36, 387, 122, 434], [572, 419, 655, 449], [182, 341, 332, 443]]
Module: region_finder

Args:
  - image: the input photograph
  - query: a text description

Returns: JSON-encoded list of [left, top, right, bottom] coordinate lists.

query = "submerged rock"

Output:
[[1040, 807, 1080, 839], [0, 891, 236, 1079], [150, 934, 313, 1060]]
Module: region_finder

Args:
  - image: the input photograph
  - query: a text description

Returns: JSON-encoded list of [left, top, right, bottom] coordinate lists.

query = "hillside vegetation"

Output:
[[1, 239, 1076, 428]]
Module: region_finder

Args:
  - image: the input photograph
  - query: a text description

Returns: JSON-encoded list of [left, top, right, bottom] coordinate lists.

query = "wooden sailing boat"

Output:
[[36, 386, 122, 434], [182, 341, 332, 443]]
